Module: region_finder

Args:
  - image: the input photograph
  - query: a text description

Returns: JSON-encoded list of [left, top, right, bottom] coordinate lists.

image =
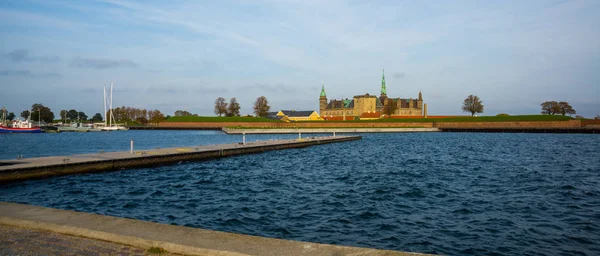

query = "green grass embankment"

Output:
[[300, 115, 573, 123], [164, 116, 281, 122]]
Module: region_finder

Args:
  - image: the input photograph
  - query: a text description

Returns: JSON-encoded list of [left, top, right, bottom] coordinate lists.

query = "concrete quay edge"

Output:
[[0, 136, 361, 183], [222, 128, 440, 134], [0, 202, 433, 256]]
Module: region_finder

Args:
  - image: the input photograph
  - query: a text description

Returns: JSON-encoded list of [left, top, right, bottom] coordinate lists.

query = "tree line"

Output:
[[461, 95, 578, 117], [213, 96, 270, 117], [540, 101, 576, 115], [106, 106, 165, 126]]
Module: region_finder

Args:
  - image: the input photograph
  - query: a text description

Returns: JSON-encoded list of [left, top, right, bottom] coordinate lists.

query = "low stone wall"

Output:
[[434, 120, 581, 128], [159, 122, 434, 128], [159, 120, 581, 129], [582, 120, 600, 127]]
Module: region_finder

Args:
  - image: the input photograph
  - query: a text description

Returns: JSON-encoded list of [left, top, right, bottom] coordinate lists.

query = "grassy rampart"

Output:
[[164, 116, 281, 122]]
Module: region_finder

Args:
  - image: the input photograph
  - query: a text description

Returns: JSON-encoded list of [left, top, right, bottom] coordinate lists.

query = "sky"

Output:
[[0, 0, 599, 118]]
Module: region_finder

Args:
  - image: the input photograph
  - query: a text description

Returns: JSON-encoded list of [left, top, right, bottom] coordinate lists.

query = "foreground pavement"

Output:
[[0, 202, 432, 256], [0, 224, 179, 256]]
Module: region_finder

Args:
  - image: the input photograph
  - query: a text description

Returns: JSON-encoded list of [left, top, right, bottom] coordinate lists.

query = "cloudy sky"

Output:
[[1, 0, 599, 117]]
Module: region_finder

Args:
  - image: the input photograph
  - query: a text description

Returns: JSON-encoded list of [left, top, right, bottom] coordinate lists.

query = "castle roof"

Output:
[[280, 110, 316, 117], [326, 99, 354, 109]]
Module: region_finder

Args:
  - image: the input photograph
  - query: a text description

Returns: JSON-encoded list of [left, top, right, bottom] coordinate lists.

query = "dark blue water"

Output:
[[1, 131, 600, 255]]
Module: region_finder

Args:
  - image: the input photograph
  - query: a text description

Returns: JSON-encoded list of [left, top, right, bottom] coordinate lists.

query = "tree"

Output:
[[595, 115, 600, 120], [60, 110, 68, 122], [148, 109, 165, 125], [382, 98, 398, 117], [174, 110, 193, 116], [462, 95, 484, 116], [6, 112, 15, 121], [20, 110, 30, 119], [78, 111, 88, 121], [214, 97, 228, 117], [558, 102, 576, 116], [91, 113, 103, 122], [227, 97, 241, 117], [66, 109, 78, 120], [30, 103, 54, 123], [253, 96, 270, 117], [135, 116, 149, 126], [541, 101, 561, 115]]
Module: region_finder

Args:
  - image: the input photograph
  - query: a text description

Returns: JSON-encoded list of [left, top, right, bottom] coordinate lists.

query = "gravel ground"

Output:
[[0, 224, 179, 256]]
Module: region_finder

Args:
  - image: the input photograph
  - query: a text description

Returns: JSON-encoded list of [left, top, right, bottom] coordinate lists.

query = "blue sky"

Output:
[[1, 0, 599, 117]]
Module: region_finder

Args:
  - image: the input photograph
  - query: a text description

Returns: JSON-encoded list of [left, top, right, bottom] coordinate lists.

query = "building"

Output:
[[319, 70, 424, 119], [266, 110, 323, 121]]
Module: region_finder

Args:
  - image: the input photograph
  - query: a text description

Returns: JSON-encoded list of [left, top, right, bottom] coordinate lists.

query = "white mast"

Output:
[[109, 82, 113, 127], [103, 85, 107, 127]]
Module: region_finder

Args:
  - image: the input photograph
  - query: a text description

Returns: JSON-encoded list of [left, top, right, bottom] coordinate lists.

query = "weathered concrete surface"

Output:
[[0, 136, 360, 183], [0, 202, 433, 256], [222, 127, 440, 134], [0, 224, 179, 256]]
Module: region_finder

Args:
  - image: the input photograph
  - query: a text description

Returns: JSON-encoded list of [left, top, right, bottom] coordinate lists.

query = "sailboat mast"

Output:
[[109, 82, 113, 127], [103, 85, 107, 127]]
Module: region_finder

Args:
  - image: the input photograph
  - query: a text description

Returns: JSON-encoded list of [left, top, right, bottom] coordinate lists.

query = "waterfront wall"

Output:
[[434, 120, 581, 128], [158, 120, 582, 129], [159, 122, 434, 128]]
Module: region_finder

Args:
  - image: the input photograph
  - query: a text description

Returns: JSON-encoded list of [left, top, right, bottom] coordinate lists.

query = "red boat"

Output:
[[0, 107, 42, 133]]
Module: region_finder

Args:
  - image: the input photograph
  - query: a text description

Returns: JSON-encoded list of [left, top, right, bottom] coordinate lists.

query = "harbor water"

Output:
[[1, 131, 599, 255]]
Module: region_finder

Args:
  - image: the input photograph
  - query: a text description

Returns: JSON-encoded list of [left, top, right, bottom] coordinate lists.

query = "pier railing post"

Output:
[[299, 132, 301, 140], [130, 139, 134, 154], [333, 131, 336, 137], [243, 132, 246, 145]]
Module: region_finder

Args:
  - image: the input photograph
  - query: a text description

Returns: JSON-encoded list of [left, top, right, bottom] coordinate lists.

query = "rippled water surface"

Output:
[[1, 131, 600, 255]]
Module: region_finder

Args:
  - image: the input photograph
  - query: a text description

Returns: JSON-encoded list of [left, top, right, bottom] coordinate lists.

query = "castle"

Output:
[[319, 70, 425, 119]]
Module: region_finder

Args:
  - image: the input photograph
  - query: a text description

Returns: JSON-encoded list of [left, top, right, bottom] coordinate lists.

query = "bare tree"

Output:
[[558, 102, 576, 116], [541, 101, 561, 115], [174, 110, 193, 116], [462, 95, 484, 116], [214, 97, 228, 117], [227, 97, 241, 117], [382, 99, 398, 117], [253, 96, 270, 117]]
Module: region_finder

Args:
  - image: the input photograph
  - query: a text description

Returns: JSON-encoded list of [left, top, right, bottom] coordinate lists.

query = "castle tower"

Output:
[[319, 81, 327, 115], [380, 69, 387, 98], [418, 91, 424, 115]]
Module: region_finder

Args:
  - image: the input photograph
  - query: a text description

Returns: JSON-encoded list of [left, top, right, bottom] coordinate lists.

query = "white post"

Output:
[[243, 132, 246, 145], [299, 132, 301, 140], [130, 139, 134, 154], [333, 131, 336, 137]]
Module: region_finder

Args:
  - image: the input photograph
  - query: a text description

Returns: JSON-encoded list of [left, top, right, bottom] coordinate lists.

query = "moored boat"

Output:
[[0, 107, 42, 133]]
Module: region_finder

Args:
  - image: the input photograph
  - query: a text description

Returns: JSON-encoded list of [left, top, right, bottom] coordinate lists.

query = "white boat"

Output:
[[101, 82, 128, 131]]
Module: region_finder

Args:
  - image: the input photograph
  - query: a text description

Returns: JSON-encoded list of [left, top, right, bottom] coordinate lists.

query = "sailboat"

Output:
[[101, 82, 128, 131], [0, 107, 42, 133]]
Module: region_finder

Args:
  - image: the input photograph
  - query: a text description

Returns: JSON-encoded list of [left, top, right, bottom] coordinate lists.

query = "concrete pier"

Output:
[[222, 127, 440, 134], [0, 202, 433, 256], [0, 136, 361, 183]]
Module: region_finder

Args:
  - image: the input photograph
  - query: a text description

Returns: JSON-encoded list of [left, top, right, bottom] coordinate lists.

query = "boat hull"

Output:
[[0, 126, 42, 133]]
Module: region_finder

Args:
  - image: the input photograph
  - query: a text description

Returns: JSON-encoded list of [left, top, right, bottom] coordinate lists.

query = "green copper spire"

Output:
[[381, 69, 387, 95], [320, 81, 326, 97]]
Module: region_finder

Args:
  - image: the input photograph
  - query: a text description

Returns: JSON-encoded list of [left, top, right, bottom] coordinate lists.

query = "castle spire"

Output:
[[381, 69, 387, 96], [320, 81, 326, 97]]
